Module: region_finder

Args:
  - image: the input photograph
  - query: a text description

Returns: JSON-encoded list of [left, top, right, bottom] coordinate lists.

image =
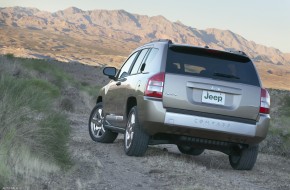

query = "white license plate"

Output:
[[202, 90, 225, 105]]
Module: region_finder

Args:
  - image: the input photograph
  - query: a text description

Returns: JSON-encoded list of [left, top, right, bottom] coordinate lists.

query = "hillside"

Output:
[[0, 6, 290, 90], [1, 55, 290, 189]]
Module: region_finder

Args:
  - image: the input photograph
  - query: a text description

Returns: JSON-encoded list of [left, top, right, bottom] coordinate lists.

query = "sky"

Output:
[[1, 0, 290, 53]]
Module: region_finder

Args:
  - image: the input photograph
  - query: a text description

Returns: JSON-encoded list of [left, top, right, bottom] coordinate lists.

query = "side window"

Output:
[[142, 48, 159, 73], [130, 49, 149, 75], [118, 51, 138, 78]]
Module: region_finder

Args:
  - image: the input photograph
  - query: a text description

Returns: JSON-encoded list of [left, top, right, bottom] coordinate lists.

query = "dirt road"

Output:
[[46, 110, 290, 190], [39, 62, 290, 190]]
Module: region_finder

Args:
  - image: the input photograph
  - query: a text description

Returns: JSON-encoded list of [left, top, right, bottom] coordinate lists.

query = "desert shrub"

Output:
[[281, 95, 290, 116], [81, 84, 100, 100], [26, 79, 60, 98], [37, 113, 71, 167], [81, 81, 89, 86], [0, 76, 60, 113], [22, 59, 74, 88], [60, 98, 75, 112], [266, 117, 290, 156], [5, 53, 14, 59], [0, 74, 71, 185], [277, 95, 290, 155], [261, 90, 290, 157]]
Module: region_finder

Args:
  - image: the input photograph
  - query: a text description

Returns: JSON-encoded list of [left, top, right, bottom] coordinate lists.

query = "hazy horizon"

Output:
[[1, 0, 290, 53]]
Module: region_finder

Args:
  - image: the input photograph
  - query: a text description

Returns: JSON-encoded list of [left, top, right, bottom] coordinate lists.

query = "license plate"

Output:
[[202, 90, 225, 105]]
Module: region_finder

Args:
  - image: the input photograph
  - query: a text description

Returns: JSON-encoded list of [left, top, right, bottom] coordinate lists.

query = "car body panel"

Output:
[[163, 74, 261, 121], [138, 97, 269, 144], [98, 39, 270, 149]]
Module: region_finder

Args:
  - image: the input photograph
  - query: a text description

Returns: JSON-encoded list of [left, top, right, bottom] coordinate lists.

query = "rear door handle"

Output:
[[116, 81, 121, 86]]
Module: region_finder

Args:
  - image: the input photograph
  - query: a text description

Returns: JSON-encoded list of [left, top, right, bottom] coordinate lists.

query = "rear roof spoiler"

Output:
[[150, 39, 248, 57], [169, 45, 251, 63], [149, 39, 173, 44], [229, 50, 247, 56]]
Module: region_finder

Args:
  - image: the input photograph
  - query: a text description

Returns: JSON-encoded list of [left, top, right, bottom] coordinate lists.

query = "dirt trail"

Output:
[[44, 62, 290, 189], [48, 111, 290, 190]]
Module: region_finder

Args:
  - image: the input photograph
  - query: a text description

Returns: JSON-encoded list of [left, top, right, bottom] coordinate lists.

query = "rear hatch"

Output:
[[163, 45, 261, 121]]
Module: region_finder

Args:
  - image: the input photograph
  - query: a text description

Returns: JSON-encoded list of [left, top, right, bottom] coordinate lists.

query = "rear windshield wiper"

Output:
[[213, 72, 240, 79]]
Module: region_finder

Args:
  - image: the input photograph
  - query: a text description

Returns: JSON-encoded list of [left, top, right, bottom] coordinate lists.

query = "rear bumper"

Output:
[[164, 112, 270, 138], [139, 97, 270, 145]]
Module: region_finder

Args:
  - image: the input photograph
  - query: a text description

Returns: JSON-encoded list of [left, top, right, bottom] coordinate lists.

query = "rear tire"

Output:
[[124, 106, 149, 156], [177, 145, 204, 156], [229, 145, 259, 170], [88, 103, 118, 143]]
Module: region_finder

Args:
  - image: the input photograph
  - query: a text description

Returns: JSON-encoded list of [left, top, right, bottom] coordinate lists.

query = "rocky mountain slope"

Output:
[[0, 6, 290, 89]]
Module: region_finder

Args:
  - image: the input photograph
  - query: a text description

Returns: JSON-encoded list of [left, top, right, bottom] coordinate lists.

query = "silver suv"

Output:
[[89, 39, 270, 170]]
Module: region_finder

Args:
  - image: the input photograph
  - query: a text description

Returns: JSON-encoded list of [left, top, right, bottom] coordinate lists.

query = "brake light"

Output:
[[260, 88, 270, 114], [144, 72, 165, 98]]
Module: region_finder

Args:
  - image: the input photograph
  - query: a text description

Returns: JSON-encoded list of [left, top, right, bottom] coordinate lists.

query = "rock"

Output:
[[96, 160, 103, 168]]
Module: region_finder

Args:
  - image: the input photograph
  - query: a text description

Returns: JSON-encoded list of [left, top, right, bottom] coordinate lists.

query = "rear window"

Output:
[[166, 46, 260, 86]]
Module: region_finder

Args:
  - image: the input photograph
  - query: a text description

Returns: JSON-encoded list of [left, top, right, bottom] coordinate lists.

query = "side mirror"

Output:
[[103, 67, 117, 79]]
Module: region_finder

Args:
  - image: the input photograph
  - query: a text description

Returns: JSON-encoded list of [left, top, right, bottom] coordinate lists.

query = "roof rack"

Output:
[[229, 50, 247, 56], [149, 39, 173, 44]]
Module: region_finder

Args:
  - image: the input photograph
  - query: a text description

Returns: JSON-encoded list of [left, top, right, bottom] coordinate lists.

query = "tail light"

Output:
[[144, 72, 165, 99], [260, 88, 270, 114]]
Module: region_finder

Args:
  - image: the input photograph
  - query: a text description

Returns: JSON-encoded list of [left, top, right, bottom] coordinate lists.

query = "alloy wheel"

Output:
[[125, 113, 135, 149], [90, 108, 105, 138]]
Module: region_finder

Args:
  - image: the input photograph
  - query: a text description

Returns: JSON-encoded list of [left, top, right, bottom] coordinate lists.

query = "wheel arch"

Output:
[[126, 96, 137, 117], [96, 96, 102, 104]]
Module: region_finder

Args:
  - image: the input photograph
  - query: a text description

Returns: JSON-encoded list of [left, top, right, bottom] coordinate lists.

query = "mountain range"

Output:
[[0, 6, 290, 90]]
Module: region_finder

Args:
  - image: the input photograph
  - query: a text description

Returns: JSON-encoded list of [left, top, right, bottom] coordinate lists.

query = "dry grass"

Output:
[[0, 57, 72, 187], [260, 89, 290, 156], [0, 55, 104, 187]]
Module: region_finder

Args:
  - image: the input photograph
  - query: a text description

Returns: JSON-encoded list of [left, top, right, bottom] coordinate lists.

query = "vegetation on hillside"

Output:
[[0, 54, 289, 188], [0, 55, 99, 188], [260, 89, 290, 157], [271, 93, 290, 155]]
